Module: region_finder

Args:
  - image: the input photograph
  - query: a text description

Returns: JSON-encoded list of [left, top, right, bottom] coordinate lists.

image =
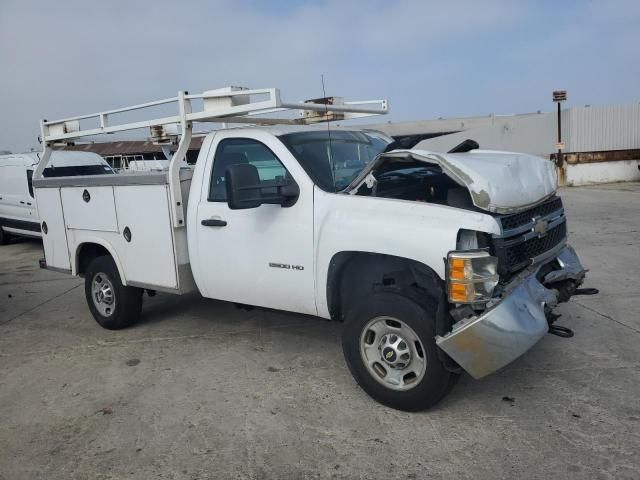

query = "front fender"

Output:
[[313, 190, 501, 318]]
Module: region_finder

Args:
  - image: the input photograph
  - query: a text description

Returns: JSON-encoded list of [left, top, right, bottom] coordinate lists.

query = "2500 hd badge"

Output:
[[269, 262, 304, 271]]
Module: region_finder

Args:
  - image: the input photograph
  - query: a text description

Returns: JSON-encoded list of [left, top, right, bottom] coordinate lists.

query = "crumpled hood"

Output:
[[352, 148, 558, 214]]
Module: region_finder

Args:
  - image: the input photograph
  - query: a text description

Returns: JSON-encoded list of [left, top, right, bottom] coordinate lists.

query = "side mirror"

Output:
[[225, 163, 300, 210], [225, 164, 263, 210]]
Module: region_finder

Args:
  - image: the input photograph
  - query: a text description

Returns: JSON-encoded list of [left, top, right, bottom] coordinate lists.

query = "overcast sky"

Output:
[[1, 0, 639, 152]]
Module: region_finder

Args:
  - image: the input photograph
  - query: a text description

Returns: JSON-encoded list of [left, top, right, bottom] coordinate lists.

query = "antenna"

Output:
[[321, 74, 337, 191]]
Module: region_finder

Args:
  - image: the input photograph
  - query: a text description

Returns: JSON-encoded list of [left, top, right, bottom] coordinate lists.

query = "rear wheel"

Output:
[[84, 255, 142, 330], [342, 292, 455, 411]]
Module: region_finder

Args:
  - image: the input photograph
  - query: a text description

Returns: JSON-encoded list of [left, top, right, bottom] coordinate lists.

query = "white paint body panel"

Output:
[[188, 129, 317, 315], [62, 183, 188, 290], [61, 186, 118, 232], [34, 188, 69, 269], [38, 178, 193, 293], [113, 185, 178, 288], [312, 189, 501, 318], [0, 159, 39, 237]]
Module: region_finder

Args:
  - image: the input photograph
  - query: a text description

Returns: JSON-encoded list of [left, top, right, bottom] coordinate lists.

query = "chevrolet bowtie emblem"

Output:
[[533, 218, 549, 237]]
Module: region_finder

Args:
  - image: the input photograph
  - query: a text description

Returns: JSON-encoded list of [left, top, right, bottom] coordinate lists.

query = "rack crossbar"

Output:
[[36, 86, 388, 229]]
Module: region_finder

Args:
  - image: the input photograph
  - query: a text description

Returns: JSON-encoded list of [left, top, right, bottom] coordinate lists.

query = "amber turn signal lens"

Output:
[[449, 282, 474, 303], [447, 250, 499, 303], [449, 257, 468, 280]]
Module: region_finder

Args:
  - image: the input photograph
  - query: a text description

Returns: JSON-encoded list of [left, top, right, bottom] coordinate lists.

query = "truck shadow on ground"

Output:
[[135, 290, 525, 411], [138, 290, 328, 330]]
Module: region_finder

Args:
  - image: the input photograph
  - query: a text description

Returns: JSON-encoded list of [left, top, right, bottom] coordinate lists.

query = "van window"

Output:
[[42, 164, 114, 177], [26, 170, 34, 197]]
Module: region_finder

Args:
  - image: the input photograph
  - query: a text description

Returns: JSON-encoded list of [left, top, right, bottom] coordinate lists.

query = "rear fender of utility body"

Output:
[[313, 188, 501, 319], [73, 238, 126, 281]]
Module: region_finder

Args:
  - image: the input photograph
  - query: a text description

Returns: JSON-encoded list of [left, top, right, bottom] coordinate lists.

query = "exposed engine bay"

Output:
[[353, 157, 475, 210], [347, 148, 558, 214]]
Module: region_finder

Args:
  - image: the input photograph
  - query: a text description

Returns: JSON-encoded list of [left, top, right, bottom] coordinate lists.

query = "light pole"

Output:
[[553, 90, 567, 166]]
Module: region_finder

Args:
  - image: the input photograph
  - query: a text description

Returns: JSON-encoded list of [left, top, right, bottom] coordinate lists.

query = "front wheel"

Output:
[[342, 292, 455, 411], [84, 255, 142, 330]]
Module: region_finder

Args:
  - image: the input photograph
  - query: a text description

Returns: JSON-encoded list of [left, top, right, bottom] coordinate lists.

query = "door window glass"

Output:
[[208, 138, 288, 202]]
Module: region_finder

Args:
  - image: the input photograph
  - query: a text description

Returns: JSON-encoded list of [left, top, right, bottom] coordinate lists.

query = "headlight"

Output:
[[447, 251, 499, 304]]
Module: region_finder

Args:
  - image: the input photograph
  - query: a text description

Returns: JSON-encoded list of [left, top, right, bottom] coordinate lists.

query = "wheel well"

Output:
[[76, 243, 110, 277], [327, 252, 447, 325]]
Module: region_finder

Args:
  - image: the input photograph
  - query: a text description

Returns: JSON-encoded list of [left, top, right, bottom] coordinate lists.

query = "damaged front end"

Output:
[[436, 245, 586, 379], [347, 146, 592, 379], [436, 190, 591, 379]]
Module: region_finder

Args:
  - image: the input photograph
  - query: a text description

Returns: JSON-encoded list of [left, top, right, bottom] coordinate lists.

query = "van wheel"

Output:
[[85, 255, 142, 330], [342, 292, 454, 411], [0, 227, 9, 245]]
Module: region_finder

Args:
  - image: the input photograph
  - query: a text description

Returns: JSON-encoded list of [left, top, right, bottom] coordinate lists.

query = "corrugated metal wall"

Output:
[[565, 104, 640, 152]]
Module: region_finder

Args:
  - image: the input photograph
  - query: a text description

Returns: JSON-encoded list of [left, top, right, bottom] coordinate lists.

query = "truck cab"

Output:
[[33, 87, 591, 411], [188, 126, 390, 315]]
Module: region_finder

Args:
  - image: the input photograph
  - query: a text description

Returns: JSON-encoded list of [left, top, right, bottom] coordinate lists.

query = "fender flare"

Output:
[[73, 238, 127, 285], [325, 251, 446, 322]]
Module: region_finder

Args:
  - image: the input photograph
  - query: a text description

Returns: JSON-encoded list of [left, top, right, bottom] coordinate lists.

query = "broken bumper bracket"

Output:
[[435, 245, 586, 379]]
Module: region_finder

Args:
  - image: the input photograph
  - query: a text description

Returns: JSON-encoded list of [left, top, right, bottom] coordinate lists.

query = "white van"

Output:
[[0, 151, 114, 244]]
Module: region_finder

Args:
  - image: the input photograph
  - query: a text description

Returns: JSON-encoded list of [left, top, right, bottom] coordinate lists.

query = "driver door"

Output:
[[195, 135, 316, 315]]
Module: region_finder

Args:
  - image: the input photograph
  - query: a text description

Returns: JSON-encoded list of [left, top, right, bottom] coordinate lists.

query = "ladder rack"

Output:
[[35, 86, 389, 228]]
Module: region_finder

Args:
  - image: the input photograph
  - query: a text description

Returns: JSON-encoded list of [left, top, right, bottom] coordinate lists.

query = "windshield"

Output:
[[279, 130, 390, 192]]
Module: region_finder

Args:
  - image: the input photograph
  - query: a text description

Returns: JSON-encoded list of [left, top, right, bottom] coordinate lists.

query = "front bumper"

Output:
[[435, 245, 585, 379]]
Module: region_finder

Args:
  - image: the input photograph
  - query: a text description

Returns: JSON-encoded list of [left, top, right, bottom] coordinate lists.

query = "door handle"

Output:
[[201, 219, 227, 227]]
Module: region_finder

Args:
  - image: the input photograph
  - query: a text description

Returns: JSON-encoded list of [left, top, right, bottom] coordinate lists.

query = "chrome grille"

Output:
[[492, 197, 567, 277], [498, 196, 563, 232]]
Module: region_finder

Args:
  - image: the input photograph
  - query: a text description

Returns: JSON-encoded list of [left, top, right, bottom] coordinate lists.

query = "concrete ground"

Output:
[[1, 183, 639, 480]]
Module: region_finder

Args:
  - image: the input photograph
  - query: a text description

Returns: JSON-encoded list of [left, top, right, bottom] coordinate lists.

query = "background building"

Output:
[[367, 102, 640, 186], [47, 102, 640, 186]]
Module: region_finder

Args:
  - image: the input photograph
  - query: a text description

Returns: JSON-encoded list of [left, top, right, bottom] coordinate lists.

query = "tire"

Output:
[[342, 292, 454, 411], [84, 255, 142, 330], [0, 227, 9, 245]]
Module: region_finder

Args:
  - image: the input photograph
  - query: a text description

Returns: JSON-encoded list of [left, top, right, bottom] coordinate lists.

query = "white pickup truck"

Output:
[[33, 87, 590, 411]]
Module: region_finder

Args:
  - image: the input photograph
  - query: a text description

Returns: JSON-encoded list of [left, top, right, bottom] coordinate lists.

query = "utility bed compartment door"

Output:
[[61, 186, 118, 232], [35, 188, 71, 271], [113, 185, 178, 289]]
